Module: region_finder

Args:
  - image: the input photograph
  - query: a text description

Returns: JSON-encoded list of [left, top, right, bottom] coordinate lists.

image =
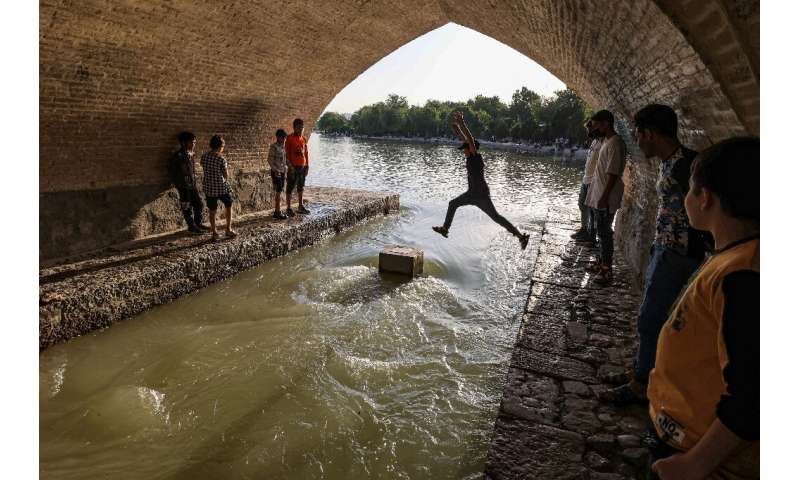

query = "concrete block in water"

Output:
[[379, 245, 423, 277]]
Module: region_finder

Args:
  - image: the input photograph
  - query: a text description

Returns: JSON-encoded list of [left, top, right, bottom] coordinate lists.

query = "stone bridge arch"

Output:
[[40, 0, 758, 277]]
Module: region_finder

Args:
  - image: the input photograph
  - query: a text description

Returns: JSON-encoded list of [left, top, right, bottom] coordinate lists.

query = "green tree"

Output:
[[539, 89, 588, 143], [509, 86, 543, 141], [340, 87, 589, 144], [316, 112, 352, 134]]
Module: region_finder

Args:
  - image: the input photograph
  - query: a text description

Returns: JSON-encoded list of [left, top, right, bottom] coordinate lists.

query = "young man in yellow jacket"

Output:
[[646, 137, 759, 480]]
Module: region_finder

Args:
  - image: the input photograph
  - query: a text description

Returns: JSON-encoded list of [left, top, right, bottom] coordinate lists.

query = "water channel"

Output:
[[40, 135, 582, 479]]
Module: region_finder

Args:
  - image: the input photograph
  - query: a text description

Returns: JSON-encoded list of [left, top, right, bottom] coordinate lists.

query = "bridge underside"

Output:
[[40, 0, 759, 279]]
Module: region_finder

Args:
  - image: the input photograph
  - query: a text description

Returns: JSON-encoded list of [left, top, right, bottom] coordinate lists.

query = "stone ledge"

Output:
[[487, 205, 650, 479], [39, 187, 399, 350]]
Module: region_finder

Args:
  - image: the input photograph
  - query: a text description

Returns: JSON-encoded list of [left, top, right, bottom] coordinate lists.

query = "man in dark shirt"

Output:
[[168, 131, 207, 234], [601, 105, 709, 404], [432, 111, 530, 250]]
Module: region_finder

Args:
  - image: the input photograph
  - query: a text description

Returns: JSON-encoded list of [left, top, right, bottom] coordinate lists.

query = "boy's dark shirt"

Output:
[[169, 149, 197, 190], [466, 152, 489, 195]]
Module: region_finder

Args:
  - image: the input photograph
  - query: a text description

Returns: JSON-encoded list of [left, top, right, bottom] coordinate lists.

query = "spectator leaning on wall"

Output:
[[573, 119, 602, 245], [600, 104, 711, 406], [168, 131, 208, 235], [583, 109, 627, 286]]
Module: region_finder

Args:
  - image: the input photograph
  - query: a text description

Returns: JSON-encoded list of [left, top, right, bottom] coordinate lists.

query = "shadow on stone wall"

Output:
[[39, 170, 273, 262]]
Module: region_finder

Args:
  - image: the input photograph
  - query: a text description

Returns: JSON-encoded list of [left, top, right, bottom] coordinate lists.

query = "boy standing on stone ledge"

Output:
[[168, 131, 208, 235], [201, 134, 237, 241], [646, 137, 759, 480], [584, 110, 627, 285], [267, 129, 289, 220], [285, 118, 311, 216]]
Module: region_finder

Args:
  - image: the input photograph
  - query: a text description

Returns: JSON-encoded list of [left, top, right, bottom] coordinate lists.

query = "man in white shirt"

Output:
[[584, 110, 627, 285], [573, 119, 602, 243]]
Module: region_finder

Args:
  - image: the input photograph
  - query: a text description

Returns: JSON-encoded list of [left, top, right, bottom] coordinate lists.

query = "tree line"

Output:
[[316, 87, 591, 144]]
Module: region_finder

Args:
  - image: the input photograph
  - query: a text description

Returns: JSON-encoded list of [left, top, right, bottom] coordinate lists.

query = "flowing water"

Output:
[[39, 135, 582, 479]]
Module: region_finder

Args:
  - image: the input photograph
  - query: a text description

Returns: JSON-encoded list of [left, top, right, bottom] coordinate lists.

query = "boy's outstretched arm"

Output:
[[451, 121, 466, 141], [454, 111, 477, 155]]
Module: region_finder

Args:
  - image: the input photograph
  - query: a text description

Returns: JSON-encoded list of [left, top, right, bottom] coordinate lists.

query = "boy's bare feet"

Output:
[[226, 229, 238, 238], [297, 204, 311, 214]]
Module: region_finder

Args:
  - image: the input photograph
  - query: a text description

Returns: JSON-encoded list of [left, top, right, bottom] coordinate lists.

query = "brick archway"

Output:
[[39, 0, 759, 273]]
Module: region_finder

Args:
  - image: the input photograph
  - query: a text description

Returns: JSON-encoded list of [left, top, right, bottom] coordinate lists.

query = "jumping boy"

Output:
[[267, 129, 289, 220], [201, 134, 237, 240], [432, 111, 530, 250], [285, 118, 311, 216]]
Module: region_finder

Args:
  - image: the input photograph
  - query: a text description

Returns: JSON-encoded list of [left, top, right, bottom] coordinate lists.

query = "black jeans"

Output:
[[178, 187, 204, 228], [578, 183, 595, 239], [443, 190, 521, 237], [594, 208, 615, 265]]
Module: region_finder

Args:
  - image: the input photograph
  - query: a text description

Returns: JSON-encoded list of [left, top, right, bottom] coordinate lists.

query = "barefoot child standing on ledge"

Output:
[[432, 111, 530, 250]]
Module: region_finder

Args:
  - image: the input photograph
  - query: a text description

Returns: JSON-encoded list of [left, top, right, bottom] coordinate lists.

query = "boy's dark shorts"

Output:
[[271, 171, 286, 193], [287, 165, 308, 194], [206, 193, 233, 210]]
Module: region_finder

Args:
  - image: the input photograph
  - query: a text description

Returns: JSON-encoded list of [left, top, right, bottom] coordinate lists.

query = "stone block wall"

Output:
[[40, 0, 759, 275]]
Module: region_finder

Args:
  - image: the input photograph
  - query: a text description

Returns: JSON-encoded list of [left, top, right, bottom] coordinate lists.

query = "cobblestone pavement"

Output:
[[486, 206, 651, 480], [39, 187, 399, 350]]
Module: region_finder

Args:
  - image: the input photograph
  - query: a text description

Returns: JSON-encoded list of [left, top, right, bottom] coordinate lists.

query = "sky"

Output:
[[324, 23, 566, 114]]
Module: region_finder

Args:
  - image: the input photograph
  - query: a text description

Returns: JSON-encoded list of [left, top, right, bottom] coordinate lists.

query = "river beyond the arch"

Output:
[[40, 135, 582, 479]]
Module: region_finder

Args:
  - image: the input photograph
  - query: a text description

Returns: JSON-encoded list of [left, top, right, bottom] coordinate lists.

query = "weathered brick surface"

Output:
[[40, 0, 759, 275]]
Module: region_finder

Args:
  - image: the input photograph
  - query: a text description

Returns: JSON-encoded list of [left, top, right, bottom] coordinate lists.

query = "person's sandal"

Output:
[[570, 228, 587, 239], [599, 370, 631, 386], [286, 208, 295, 217], [585, 261, 603, 273], [211, 232, 220, 242], [432, 226, 449, 238], [226, 230, 238, 238], [519, 233, 530, 250], [298, 205, 311, 214], [598, 383, 648, 406], [593, 267, 614, 286]]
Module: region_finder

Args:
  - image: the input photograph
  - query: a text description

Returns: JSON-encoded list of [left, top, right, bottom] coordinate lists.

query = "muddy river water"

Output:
[[40, 135, 582, 479]]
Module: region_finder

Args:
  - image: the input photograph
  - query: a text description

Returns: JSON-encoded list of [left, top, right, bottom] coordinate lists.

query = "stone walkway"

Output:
[[485, 206, 651, 480], [39, 187, 399, 350]]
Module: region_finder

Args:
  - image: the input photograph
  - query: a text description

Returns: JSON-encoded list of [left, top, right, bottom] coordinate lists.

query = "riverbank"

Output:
[[485, 205, 650, 479], [329, 134, 589, 166], [39, 187, 400, 350]]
